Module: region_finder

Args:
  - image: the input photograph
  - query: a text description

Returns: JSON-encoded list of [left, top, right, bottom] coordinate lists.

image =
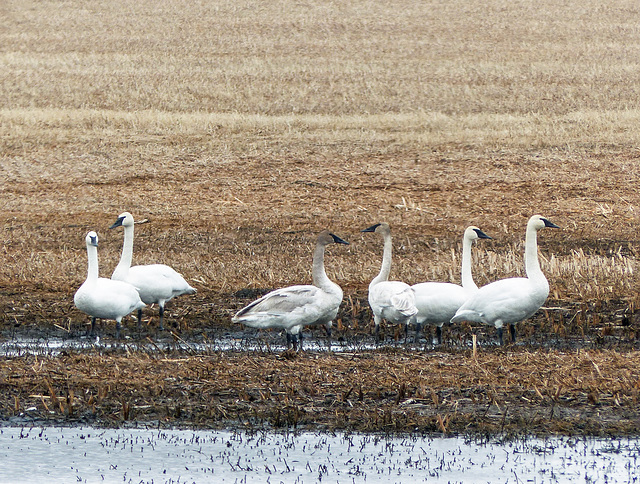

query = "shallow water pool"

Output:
[[0, 426, 637, 483]]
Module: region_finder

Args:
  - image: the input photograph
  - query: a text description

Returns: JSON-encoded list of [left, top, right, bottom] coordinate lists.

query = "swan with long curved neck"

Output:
[[451, 215, 559, 345], [411, 226, 491, 344], [110, 212, 196, 331], [74, 231, 145, 338], [362, 223, 417, 341], [232, 230, 348, 351]]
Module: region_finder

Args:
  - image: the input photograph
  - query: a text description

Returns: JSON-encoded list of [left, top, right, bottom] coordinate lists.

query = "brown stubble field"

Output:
[[2, 0, 640, 435]]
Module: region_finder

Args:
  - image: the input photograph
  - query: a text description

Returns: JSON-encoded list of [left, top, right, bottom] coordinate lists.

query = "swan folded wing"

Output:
[[388, 286, 418, 317], [126, 264, 193, 301], [233, 285, 332, 329], [413, 282, 468, 321], [451, 278, 548, 325]]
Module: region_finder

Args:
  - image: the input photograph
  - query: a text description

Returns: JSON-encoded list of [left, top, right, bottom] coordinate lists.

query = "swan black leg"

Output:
[[436, 325, 442, 345], [298, 331, 303, 352], [137, 309, 143, 329], [497, 327, 504, 346], [324, 324, 332, 351], [158, 305, 165, 331], [509, 323, 516, 343], [90, 317, 97, 336], [115, 320, 121, 339], [414, 322, 422, 343]]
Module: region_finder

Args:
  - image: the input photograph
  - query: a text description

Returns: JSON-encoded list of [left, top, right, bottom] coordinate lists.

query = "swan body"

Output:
[[74, 231, 145, 338], [232, 230, 348, 350], [451, 215, 559, 344], [362, 223, 418, 341], [412, 226, 491, 344], [110, 212, 197, 331]]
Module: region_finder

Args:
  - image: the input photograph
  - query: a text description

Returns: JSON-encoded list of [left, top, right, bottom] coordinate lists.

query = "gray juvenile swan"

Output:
[[110, 212, 197, 331], [362, 223, 417, 341], [411, 226, 491, 344], [451, 215, 559, 345], [232, 230, 349, 351], [74, 231, 145, 339]]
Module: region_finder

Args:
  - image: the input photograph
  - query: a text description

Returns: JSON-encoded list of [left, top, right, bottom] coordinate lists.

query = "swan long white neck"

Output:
[[524, 222, 545, 283], [86, 243, 99, 284], [312, 242, 335, 291], [372, 231, 392, 286], [113, 223, 134, 279], [460, 231, 477, 290]]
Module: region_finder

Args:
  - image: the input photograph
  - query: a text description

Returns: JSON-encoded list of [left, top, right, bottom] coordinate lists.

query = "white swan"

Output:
[[110, 212, 197, 331], [362, 223, 418, 341], [411, 226, 491, 344], [232, 230, 348, 351], [74, 231, 145, 339], [451, 215, 559, 345]]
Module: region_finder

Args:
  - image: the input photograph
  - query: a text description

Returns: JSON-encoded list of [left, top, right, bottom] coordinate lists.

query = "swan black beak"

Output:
[[361, 223, 381, 233], [542, 218, 560, 229], [474, 229, 492, 239], [109, 216, 125, 229], [330, 234, 349, 245]]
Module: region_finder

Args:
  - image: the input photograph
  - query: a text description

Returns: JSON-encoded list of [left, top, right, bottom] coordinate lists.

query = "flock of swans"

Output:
[[74, 212, 559, 349], [74, 212, 196, 339]]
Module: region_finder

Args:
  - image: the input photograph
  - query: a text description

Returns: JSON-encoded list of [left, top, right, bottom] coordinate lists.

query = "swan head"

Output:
[[466, 226, 492, 241], [528, 215, 560, 231], [85, 231, 98, 247], [110, 211, 135, 229], [361, 222, 390, 236], [317, 230, 349, 246]]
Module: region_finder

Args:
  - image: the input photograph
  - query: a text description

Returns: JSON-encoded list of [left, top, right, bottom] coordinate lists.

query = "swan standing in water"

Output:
[[451, 215, 559, 345], [232, 230, 349, 351], [362, 223, 417, 341], [110, 212, 197, 331], [412, 226, 491, 344], [74, 231, 145, 339]]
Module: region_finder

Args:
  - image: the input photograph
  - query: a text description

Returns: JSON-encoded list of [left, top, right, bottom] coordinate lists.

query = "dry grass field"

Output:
[[2, 0, 640, 436]]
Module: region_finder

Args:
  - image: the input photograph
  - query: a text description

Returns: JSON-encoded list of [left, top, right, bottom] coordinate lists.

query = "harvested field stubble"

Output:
[[3, 0, 640, 436], [1, 349, 639, 437]]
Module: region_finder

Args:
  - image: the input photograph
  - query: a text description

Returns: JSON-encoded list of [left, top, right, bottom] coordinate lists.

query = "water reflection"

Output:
[[0, 426, 637, 483]]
